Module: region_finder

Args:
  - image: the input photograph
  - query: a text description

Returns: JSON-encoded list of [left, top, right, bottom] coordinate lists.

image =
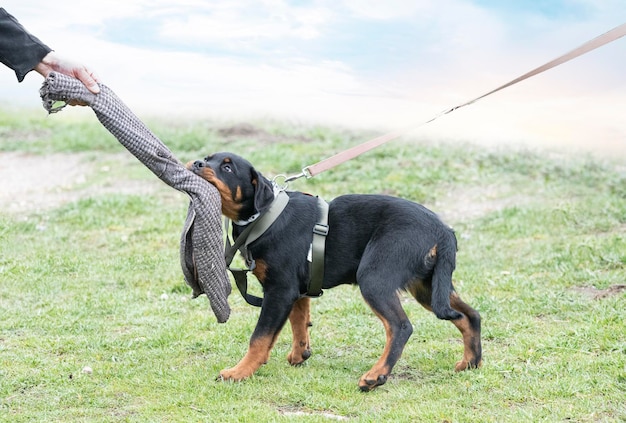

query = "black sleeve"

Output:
[[0, 8, 52, 82]]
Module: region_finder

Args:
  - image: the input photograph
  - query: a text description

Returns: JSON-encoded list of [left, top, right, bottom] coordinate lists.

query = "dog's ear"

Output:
[[251, 168, 275, 214]]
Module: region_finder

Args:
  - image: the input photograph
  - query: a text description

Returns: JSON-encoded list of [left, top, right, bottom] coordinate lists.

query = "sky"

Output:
[[1, 0, 625, 155]]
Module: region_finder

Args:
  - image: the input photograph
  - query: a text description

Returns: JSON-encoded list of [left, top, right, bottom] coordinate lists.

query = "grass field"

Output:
[[1, 107, 625, 422]]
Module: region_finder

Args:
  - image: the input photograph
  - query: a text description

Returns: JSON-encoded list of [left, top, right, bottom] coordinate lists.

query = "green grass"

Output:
[[1, 107, 625, 422]]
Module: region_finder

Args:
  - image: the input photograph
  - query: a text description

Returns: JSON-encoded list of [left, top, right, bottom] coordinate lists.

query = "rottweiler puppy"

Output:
[[188, 152, 482, 391]]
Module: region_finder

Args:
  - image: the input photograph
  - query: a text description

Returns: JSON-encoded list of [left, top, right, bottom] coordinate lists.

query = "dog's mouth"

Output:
[[187, 160, 217, 182]]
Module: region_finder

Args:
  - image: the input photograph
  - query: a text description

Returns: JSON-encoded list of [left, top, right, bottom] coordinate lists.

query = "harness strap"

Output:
[[224, 191, 329, 306], [242, 190, 290, 250], [308, 197, 328, 297], [230, 268, 262, 307], [224, 218, 264, 306], [224, 190, 290, 306]]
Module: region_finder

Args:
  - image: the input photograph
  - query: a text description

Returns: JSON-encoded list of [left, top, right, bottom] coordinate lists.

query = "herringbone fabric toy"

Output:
[[40, 72, 231, 322]]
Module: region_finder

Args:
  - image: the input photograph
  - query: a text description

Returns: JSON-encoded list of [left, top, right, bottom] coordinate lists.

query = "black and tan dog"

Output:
[[188, 152, 482, 391]]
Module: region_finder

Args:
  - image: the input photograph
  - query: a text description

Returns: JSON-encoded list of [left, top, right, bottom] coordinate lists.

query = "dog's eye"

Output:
[[222, 163, 233, 173]]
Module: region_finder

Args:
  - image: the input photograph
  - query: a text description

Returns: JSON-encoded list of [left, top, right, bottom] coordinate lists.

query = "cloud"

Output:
[[341, 0, 438, 20], [2, 0, 625, 156], [157, 2, 333, 43]]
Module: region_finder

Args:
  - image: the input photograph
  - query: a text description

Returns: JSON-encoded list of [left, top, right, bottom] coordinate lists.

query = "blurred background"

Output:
[[2, 0, 625, 156]]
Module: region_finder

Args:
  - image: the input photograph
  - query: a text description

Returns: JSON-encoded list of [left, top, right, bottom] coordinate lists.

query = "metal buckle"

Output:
[[284, 166, 312, 183], [272, 174, 289, 191], [313, 223, 329, 236]]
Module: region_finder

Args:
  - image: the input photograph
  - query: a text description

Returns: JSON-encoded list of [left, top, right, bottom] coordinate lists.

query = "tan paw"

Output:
[[358, 372, 389, 392], [218, 365, 254, 382], [287, 347, 311, 366], [454, 358, 482, 372]]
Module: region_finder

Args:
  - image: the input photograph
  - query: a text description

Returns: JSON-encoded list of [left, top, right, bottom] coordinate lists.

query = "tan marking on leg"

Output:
[[359, 310, 392, 391], [287, 297, 312, 365], [407, 279, 433, 312], [407, 279, 433, 311], [449, 292, 482, 371], [219, 334, 276, 381], [252, 259, 268, 284]]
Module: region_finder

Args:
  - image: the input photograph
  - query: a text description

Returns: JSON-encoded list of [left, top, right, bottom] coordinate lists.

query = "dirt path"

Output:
[[1, 150, 524, 222], [0, 152, 160, 214]]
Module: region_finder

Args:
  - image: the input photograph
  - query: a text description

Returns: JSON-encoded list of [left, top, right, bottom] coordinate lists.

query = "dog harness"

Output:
[[224, 190, 328, 306]]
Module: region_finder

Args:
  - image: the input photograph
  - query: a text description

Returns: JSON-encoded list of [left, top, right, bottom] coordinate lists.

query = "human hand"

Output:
[[34, 51, 100, 95]]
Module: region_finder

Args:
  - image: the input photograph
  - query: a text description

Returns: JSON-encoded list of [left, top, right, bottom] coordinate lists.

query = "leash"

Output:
[[285, 22, 626, 183]]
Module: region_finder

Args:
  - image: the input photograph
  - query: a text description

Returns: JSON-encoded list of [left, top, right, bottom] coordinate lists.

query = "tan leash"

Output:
[[286, 22, 626, 183]]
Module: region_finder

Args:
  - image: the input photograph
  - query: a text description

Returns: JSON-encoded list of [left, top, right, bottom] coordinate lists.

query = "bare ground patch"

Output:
[[277, 406, 350, 421], [431, 183, 535, 224], [570, 284, 626, 300], [0, 152, 164, 215], [217, 122, 314, 144]]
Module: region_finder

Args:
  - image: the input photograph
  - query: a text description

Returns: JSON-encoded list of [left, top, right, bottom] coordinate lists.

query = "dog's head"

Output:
[[187, 152, 275, 222]]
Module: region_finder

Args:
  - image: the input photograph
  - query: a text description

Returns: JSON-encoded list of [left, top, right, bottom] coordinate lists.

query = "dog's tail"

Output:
[[426, 237, 463, 321]]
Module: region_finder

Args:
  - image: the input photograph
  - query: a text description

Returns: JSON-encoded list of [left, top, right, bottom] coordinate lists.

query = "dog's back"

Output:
[[323, 194, 462, 320]]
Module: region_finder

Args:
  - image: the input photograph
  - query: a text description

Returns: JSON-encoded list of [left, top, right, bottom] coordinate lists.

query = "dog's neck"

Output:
[[234, 212, 261, 226], [234, 183, 282, 227]]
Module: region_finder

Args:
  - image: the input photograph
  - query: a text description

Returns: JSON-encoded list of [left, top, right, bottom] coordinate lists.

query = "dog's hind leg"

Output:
[[358, 285, 413, 391], [287, 297, 312, 366], [409, 282, 482, 371], [449, 292, 482, 371]]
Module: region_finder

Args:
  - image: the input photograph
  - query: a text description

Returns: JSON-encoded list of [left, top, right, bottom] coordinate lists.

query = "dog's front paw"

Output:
[[218, 365, 254, 382], [287, 347, 311, 366], [454, 358, 483, 372]]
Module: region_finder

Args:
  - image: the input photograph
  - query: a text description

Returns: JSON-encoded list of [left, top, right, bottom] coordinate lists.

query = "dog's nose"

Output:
[[193, 160, 205, 168]]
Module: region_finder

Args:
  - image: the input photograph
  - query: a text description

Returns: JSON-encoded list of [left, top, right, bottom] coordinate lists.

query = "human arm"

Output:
[[0, 7, 51, 82], [0, 7, 99, 93]]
